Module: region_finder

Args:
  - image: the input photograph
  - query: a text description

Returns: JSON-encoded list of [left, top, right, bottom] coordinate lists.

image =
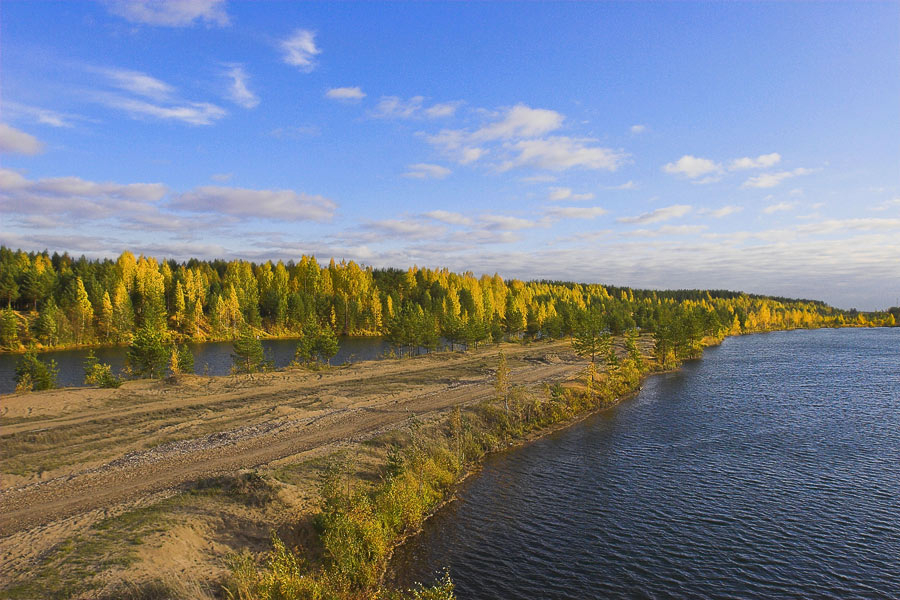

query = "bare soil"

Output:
[[0, 340, 588, 597]]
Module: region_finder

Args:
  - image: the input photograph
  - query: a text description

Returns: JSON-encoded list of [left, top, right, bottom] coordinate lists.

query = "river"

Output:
[[389, 328, 900, 599], [0, 337, 394, 394]]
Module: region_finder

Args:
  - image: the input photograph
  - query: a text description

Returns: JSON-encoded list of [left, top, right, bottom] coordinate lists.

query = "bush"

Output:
[[15, 348, 58, 392], [83, 351, 122, 388]]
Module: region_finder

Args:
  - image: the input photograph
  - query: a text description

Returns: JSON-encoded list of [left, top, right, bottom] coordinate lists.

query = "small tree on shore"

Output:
[[572, 307, 612, 386], [15, 348, 58, 392], [83, 350, 122, 388], [127, 325, 169, 379], [232, 328, 268, 374]]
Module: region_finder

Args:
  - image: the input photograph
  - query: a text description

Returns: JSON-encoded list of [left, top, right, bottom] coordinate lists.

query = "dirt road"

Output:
[[0, 341, 586, 538]]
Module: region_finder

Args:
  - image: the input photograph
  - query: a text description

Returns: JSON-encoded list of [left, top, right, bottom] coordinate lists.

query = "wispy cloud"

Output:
[[502, 137, 627, 172], [704, 205, 744, 218], [88, 66, 228, 125], [617, 204, 692, 225], [630, 124, 647, 134], [0, 167, 166, 220], [606, 180, 637, 190], [224, 64, 259, 109], [763, 202, 795, 214], [362, 219, 446, 241], [100, 67, 175, 101], [371, 96, 460, 119], [105, 0, 229, 27], [171, 186, 336, 221], [548, 187, 594, 201], [2, 102, 80, 128], [546, 205, 607, 220], [662, 155, 722, 179], [0, 124, 44, 155], [480, 214, 538, 231], [423, 210, 472, 226], [472, 105, 563, 141], [281, 29, 321, 72], [403, 163, 452, 180], [744, 168, 813, 189], [99, 95, 227, 125], [326, 87, 366, 102], [729, 153, 781, 170]]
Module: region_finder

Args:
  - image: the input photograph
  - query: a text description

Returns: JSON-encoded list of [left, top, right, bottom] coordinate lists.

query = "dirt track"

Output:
[[0, 341, 586, 540]]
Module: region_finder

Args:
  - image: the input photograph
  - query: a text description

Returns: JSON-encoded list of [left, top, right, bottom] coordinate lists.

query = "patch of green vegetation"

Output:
[[225, 350, 651, 599]]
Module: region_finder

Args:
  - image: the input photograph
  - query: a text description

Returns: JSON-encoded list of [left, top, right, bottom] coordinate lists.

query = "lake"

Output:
[[0, 336, 395, 394], [390, 328, 900, 599]]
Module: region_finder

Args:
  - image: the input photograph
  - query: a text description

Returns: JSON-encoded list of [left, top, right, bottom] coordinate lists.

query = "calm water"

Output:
[[391, 328, 900, 599], [0, 336, 394, 394]]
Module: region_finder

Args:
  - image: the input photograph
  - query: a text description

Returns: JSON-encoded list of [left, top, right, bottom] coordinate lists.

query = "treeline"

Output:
[[0, 246, 895, 353]]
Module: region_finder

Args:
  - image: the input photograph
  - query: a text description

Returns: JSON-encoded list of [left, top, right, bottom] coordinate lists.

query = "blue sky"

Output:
[[1, 1, 898, 310]]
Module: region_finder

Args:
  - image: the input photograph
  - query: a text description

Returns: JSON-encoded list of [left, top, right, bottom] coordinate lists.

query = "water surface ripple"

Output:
[[390, 328, 900, 599]]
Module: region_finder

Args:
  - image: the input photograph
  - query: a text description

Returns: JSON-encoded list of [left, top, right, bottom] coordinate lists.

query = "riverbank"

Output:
[[0, 339, 594, 599], [223, 335, 656, 599]]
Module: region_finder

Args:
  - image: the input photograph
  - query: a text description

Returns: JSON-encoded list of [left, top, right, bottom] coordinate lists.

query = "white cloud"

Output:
[[662, 155, 722, 179], [210, 172, 233, 182], [871, 197, 900, 212], [0, 168, 166, 219], [0, 124, 44, 155], [502, 136, 628, 172], [763, 202, 795, 214], [403, 163, 452, 180], [743, 168, 813, 189], [423, 210, 472, 226], [548, 187, 593, 201], [607, 180, 637, 190], [225, 64, 259, 109], [326, 87, 366, 101], [100, 95, 227, 125], [101, 68, 175, 101], [2, 102, 79, 128], [472, 104, 563, 141], [171, 186, 335, 221], [424, 102, 462, 118], [617, 204, 692, 224], [798, 218, 900, 235], [627, 224, 708, 237], [521, 174, 558, 183], [424, 104, 568, 167], [480, 214, 537, 231], [363, 219, 445, 241], [630, 124, 647, 134], [546, 205, 607, 220], [90, 67, 228, 125], [705, 205, 744, 218], [105, 0, 229, 27], [372, 96, 459, 119], [281, 29, 321, 72], [729, 153, 781, 170]]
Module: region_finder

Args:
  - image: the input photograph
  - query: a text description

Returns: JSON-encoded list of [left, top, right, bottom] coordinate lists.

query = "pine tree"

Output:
[[127, 325, 169, 379], [232, 328, 267, 374], [0, 308, 19, 350], [15, 348, 58, 392]]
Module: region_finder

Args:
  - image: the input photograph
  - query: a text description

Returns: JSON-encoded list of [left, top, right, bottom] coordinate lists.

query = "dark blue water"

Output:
[[391, 328, 900, 599], [0, 337, 393, 394]]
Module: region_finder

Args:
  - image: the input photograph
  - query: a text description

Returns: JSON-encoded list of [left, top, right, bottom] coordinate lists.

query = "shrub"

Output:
[[83, 351, 122, 388], [15, 348, 58, 392]]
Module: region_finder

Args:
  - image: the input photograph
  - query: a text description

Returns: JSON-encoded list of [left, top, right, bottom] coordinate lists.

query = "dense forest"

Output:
[[0, 246, 895, 358]]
